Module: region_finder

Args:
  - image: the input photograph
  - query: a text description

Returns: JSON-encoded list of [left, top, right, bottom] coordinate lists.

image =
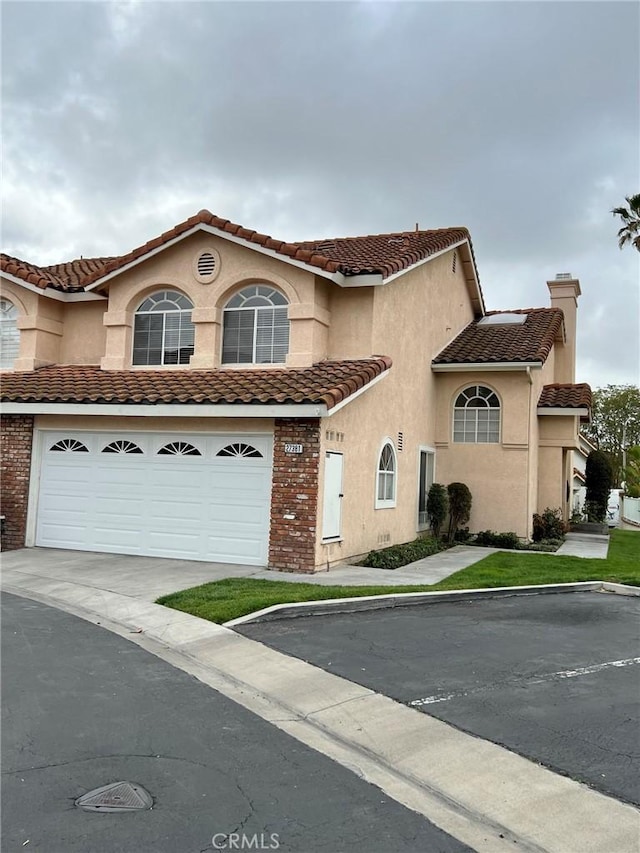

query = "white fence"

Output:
[[621, 495, 640, 526]]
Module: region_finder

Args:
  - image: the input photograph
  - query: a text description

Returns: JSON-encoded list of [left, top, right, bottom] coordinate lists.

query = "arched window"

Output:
[[0, 298, 20, 370], [453, 385, 500, 443], [222, 285, 289, 365], [376, 441, 397, 508], [133, 290, 194, 366]]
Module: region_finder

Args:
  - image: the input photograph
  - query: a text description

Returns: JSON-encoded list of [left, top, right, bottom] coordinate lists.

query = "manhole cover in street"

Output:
[[75, 781, 153, 813]]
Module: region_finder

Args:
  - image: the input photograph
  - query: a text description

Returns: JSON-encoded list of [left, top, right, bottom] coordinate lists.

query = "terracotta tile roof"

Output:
[[433, 308, 564, 365], [296, 228, 471, 279], [1, 253, 117, 292], [2, 209, 471, 291], [538, 383, 592, 409], [0, 357, 392, 410], [42, 257, 119, 290], [573, 467, 586, 483]]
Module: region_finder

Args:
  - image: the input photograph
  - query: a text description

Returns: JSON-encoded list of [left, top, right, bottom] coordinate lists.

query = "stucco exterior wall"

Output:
[[59, 301, 108, 364], [315, 250, 475, 566], [434, 370, 537, 538], [537, 413, 580, 519], [0, 279, 64, 370], [98, 232, 328, 370]]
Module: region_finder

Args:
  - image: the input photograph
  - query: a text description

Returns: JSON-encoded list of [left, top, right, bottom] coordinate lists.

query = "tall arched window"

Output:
[[376, 440, 397, 508], [453, 385, 500, 443], [132, 290, 194, 366], [222, 285, 289, 364], [0, 298, 20, 370]]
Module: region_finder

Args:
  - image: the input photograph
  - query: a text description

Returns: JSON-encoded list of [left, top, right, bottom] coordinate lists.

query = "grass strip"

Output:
[[157, 529, 639, 624]]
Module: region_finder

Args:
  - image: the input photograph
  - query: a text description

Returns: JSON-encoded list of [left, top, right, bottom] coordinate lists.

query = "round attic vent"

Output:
[[193, 248, 220, 283]]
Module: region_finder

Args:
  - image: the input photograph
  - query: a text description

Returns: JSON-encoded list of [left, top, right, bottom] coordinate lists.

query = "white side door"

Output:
[[322, 452, 343, 540]]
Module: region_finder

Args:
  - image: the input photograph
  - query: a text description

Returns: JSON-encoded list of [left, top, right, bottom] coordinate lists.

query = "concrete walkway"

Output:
[[0, 533, 609, 605], [555, 532, 610, 559], [1, 561, 637, 853]]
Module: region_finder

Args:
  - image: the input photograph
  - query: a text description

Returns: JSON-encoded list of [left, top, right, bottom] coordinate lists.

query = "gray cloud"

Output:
[[2, 0, 638, 386]]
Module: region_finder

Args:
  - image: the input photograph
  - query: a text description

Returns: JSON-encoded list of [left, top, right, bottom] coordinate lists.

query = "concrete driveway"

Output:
[[0, 544, 502, 602]]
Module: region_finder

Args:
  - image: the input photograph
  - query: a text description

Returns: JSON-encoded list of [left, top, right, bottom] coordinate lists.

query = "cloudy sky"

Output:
[[2, 1, 638, 388]]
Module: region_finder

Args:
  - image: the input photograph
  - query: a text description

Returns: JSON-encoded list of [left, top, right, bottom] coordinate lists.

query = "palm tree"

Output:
[[612, 193, 640, 251]]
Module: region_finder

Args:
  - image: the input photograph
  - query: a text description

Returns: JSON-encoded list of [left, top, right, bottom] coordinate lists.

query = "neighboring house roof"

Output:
[[538, 383, 592, 410], [573, 467, 586, 483], [0, 357, 392, 410], [0, 254, 116, 293], [432, 308, 564, 365], [1, 209, 475, 293]]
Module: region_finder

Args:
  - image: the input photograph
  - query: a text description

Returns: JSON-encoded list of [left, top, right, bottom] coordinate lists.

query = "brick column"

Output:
[[269, 418, 320, 573], [1, 415, 34, 551]]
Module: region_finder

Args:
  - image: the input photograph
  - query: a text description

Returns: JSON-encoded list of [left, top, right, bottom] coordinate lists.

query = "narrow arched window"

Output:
[[0, 298, 20, 370], [133, 290, 194, 366], [376, 441, 397, 508], [453, 385, 500, 443], [222, 285, 289, 364]]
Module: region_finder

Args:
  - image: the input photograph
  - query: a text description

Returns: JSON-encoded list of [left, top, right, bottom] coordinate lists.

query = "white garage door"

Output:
[[35, 432, 273, 565]]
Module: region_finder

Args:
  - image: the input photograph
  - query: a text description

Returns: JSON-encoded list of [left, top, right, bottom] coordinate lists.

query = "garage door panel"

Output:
[[204, 534, 265, 561], [37, 522, 88, 547], [40, 465, 93, 488], [95, 465, 147, 488], [36, 431, 272, 565], [91, 529, 146, 550]]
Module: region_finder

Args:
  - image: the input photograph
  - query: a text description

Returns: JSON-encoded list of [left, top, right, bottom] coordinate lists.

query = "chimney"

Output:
[[547, 273, 581, 384]]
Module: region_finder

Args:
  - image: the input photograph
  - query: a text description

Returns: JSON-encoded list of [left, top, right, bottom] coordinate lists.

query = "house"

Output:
[[0, 209, 592, 572], [572, 432, 597, 513]]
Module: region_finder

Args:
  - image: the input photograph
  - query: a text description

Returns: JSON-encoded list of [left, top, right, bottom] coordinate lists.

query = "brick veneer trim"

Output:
[[1, 415, 34, 551], [269, 418, 321, 573]]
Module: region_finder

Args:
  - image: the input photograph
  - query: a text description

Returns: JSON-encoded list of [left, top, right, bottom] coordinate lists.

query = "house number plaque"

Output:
[[284, 443, 303, 454]]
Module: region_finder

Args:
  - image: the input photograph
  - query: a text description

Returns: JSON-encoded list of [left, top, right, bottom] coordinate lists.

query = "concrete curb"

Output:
[[224, 581, 640, 626]]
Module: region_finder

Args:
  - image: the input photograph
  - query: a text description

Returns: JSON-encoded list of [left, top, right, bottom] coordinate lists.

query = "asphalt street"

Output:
[[239, 591, 640, 806], [1, 592, 471, 853]]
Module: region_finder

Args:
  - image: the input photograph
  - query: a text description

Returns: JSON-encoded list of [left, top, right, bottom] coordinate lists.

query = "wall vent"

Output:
[[197, 252, 216, 276], [452, 251, 457, 274], [397, 431, 404, 451]]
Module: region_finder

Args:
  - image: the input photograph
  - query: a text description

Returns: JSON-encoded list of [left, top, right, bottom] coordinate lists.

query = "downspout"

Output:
[[525, 366, 533, 539]]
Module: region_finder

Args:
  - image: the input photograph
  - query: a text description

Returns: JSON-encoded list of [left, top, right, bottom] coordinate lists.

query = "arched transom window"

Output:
[[376, 441, 397, 508], [453, 385, 500, 443], [0, 298, 20, 370], [133, 290, 195, 366], [222, 285, 289, 365]]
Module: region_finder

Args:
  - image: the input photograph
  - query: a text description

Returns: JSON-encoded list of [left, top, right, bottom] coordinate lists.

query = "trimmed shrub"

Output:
[[426, 483, 448, 539], [447, 482, 472, 543], [532, 507, 565, 542], [360, 536, 442, 570], [585, 450, 613, 522], [474, 530, 521, 549]]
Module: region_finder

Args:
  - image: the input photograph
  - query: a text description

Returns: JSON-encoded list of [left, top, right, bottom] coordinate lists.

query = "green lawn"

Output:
[[157, 529, 640, 625]]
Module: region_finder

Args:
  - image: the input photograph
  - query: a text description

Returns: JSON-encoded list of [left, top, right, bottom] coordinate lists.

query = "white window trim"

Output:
[[221, 286, 289, 366], [452, 385, 502, 444], [132, 291, 195, 367], [416, 444, 436, 531], [0, 298, 20, 371], [375, 438, 397, 509]]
